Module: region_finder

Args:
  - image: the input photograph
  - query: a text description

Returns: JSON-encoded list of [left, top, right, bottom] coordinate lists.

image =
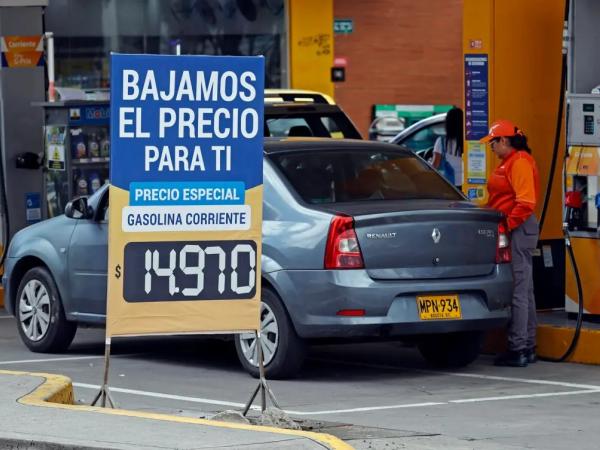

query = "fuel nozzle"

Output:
[[565, 191, 584, 231]]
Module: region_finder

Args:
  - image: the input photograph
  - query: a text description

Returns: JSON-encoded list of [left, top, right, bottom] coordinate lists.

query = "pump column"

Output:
[[0, 1, 47, 238], [0, 1, 47, 308], [563, 0, 600, 317]]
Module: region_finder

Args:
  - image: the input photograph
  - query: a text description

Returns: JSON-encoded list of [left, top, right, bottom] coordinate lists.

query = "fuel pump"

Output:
[[0, 2, 47, 308], [561, 0, 600, 320], [564, 94, 600, 317], [566, 96, 600, 233], [0, 2, 47, 242]]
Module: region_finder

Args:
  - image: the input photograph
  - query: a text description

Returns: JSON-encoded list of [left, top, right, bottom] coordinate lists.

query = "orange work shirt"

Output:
[[487, 150, 539, 231]]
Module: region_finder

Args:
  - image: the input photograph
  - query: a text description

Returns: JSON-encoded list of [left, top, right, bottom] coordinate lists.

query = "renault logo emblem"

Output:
[[431, 228, 441, 244]]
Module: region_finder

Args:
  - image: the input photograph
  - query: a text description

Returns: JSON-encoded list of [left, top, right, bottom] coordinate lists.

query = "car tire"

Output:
[[235, 287, 306, 379], [15, 267, 77, 353], [417, 331, 483, 368]]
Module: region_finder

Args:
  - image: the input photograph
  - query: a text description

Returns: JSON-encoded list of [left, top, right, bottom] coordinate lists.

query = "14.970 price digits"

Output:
[[123, 240, 257, 302]]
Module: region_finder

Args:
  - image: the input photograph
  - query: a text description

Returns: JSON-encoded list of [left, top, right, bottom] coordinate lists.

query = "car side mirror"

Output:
[[65, 197, 93, 219]]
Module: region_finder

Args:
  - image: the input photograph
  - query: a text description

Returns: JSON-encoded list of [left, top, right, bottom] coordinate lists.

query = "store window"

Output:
[[45, 0, 287, 89]]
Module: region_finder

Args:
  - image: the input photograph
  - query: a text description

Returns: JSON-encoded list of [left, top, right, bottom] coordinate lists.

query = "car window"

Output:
[[265, 113, 360, 139], [267, 118, 313, 137], [269, 149, 462, 204], [400, 123, 445, 152], [320, 117, 344, 139]]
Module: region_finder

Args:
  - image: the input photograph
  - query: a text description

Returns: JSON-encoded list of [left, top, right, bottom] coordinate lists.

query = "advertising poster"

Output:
[[566, 146, 599, 176], [107, 54, 264, 337], [0, 35, 43, 68], [25, 192, 41, 223], [467, 141, 487, 185], [465, 53, 489, 201], [45, 125, 66, 171], [464, 54, 489, 141]]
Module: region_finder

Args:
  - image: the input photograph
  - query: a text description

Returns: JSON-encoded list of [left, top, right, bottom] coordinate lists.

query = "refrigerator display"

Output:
[[40, 101, 110, 218]]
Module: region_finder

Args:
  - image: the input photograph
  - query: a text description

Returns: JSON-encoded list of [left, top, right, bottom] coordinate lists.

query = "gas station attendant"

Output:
[[481, 120, 540, 367]]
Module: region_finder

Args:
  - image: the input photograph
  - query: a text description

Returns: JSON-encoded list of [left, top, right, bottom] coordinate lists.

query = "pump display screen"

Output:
[[123, 240, 257, 302], [583, 103, 595, 112]]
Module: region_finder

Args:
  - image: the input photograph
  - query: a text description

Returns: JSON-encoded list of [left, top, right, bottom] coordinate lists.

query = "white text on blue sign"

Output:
[[118, 69, 260, 174]]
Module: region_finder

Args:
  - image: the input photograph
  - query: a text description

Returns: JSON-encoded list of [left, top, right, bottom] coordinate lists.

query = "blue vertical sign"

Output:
[[25, 192, 41, 223], [107, 53, 264, 337], [464, 54, 489, 140]]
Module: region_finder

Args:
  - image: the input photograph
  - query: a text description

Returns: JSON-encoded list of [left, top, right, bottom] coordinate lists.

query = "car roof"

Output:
[[263, 137, 412, 154], [264, 89, 335, 105], [264, 102, 347, 116]]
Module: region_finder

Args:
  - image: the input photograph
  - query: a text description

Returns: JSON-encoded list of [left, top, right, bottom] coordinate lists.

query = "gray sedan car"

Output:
[[3, 138, 512, 378]]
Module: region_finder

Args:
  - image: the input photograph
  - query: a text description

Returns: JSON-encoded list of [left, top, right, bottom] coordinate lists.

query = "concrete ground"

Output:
[[0, 371, 346, 449], [1, 312, 600, 449]]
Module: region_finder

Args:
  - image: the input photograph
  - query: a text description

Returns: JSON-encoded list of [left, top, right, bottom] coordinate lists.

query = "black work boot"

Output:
[[525, 347, 537, 364], [494, 350, 528, 367]]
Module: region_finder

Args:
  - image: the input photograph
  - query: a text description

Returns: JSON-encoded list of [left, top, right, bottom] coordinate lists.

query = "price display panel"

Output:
[[123, 240, 256, 302]]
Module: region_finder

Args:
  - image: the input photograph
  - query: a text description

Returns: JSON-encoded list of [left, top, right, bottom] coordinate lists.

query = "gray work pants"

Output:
[[507, 215, 539, 352]]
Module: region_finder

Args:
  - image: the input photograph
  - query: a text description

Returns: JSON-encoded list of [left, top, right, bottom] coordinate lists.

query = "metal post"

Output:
[[264, 380, 281, 410], [101, 340, 111, 407], [91, 337, 116, 408], [44, 32, 55, 102], [242, 331, 280, 416], [242, 382, 260, 416], [257, 331, 266, 412]]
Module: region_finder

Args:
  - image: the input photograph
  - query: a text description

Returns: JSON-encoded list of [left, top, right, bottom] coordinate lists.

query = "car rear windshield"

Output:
[[269, 149, 463, 204], [265, 112, 361, 139]]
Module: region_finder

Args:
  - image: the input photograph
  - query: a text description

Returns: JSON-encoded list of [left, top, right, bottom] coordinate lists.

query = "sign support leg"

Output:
[[242, 331, 280, 416], [91, 338, 116, 408]]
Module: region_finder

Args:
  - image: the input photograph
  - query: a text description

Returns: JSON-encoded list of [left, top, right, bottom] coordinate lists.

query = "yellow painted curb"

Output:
[[537, 325, 600, 365], [0, 369, 353, 450]]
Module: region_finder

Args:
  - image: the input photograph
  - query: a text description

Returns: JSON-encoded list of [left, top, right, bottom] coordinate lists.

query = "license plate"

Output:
[[417, 295, 462, 320]]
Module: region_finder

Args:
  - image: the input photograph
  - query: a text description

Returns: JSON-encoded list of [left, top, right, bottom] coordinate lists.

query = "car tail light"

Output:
[[324, 215, 364, 269], [496, 222, 511, 264], [336, 309, 366, 317]]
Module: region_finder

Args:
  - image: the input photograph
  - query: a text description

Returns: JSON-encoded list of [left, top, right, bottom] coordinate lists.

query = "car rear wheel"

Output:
[[235, 287, 306, 379], [16, 267, 77, 353], [417, 331, 483, 368]]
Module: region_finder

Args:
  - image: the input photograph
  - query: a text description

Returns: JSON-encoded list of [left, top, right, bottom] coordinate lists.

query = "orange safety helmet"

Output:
[[480, 119, 523, 143]]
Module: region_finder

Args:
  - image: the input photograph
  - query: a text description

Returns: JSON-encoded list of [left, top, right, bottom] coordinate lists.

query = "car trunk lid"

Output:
[[319, 200, 503, 280]]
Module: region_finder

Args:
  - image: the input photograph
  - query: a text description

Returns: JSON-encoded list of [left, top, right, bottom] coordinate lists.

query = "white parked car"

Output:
[[390, 113, 446, 161]]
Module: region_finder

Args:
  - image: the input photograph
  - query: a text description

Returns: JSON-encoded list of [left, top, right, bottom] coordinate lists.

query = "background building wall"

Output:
[[333, 0, 463, 137]]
